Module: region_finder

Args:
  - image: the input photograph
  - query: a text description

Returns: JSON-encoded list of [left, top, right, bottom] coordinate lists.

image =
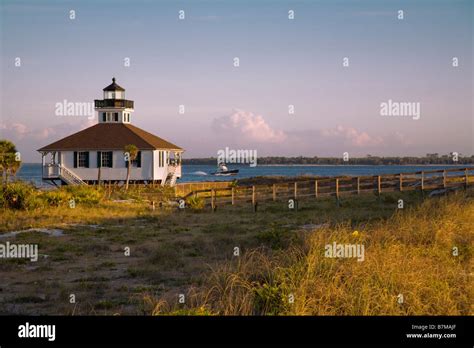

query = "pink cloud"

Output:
[[212, 110, 287, 143], [321, 125, 384, 147], [0, 119, 95, 142]]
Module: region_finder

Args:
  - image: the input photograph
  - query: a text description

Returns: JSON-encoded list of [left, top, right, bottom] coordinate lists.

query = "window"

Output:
[[102, 113, 106, 122], [114, 113, 119, 122], [74, 151, 89, 168], [78, 152, 89, 168], [100, 151, 113, 168]]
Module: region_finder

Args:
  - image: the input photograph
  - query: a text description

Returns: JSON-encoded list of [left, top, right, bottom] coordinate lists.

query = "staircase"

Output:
[[164, 166, 178, 186], [59, 166, 87, 185]]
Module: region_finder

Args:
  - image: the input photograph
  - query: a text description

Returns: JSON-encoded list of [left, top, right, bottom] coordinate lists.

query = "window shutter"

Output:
[[137, 151, 141, 168], [85, 152, 89, 168], [109, 152, 113, 168], [97, 152, 101, 168], [73, 151, 77, 168]]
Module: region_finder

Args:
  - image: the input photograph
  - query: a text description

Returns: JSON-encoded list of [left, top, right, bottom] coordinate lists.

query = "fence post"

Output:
[[231, 187, 235, 205], [335, 178, 340, 206], [356, 177, 360, 195], [443, 170, 447, 189], [315, 180, 318, 198], [211, 189, 215, 212], [252, 186, 257, 212], [399, 173, 403, 192], [272, 184, 276, 201], [421, 171, 424, 192], [465, 168, 469, 189], [377, 176, 381, 196], [294, 182, 298, 200]]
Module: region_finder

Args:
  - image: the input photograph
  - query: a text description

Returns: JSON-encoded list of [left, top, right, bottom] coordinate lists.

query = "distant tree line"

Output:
[[183, 154, 474, 166]]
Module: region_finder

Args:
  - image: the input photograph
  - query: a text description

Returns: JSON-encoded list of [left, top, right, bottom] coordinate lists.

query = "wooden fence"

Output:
[[174, 181, 233, 197], [180, 167, 474, 211]]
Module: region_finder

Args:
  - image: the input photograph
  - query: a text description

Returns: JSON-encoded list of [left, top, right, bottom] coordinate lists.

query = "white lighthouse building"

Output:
[[38, 78, 184, 186]]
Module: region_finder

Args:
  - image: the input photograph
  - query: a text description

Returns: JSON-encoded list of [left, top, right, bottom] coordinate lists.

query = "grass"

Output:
[[152, 191, 473, 316], [0, 184, 472, 315]]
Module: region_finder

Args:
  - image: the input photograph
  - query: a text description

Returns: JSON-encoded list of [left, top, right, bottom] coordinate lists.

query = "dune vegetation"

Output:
[[0, 181, 472, 316], [149, 191, 473, 316]]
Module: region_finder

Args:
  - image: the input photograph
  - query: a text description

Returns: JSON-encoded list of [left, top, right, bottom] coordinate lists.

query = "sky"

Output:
[[0, 0, 473, 162]]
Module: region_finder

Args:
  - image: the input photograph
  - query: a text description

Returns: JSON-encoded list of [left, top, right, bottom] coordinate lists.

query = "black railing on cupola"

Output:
[[94, 99, 134, 108]]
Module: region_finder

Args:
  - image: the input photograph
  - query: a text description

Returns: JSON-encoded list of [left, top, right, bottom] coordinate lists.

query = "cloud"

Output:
[[320, 125, 384, 147], [0, 119, 95, 142], [210, 111, 393, 155], [212, 110, 287, 143]]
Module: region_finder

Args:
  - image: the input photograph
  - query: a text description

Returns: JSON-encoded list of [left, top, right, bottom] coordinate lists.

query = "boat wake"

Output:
[[190, 171, 208, 176]]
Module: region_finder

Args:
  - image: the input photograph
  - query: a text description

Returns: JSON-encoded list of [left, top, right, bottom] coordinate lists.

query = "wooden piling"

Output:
[[377, 175, 381, 196], [465, 168, 469, 189], [294, 182, 298, 199], [399, 173, 403, 192], [231, 187, 235, 205], [314, 180, 318, 198], [211, 189, 215, 211], [272, 184, 276, 201], [252, 186, 256, 208], [443, 170, 447, 189], [356, 177, 360, 195]]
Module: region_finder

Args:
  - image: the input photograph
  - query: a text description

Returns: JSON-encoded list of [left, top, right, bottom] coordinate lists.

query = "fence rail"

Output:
[[181, 167, 473, 211]]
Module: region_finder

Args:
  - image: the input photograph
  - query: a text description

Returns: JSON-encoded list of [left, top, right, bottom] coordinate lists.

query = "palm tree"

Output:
[[123, 144, 138, 190], [0, 140, 21, 185]]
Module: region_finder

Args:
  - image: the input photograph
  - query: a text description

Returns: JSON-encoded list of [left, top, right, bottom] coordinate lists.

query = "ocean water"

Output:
[[15, 163, 473, 187]]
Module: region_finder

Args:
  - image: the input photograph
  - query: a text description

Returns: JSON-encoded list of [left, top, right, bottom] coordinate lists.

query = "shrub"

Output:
[[253, 283, 287, 315], [186, 195, 205, 211], [62, 186, 103, 205], [40, 190, 71, 207], [257, 227, 297, 250], [1, 182, 38, 210]]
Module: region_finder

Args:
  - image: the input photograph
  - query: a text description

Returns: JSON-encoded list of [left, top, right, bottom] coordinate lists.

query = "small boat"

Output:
[[212, 163, 239, 176]]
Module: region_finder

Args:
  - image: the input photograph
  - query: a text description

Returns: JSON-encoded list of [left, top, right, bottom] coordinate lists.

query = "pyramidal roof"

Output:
[[38, 123, 183, 152], [103, 77, 125, 92]]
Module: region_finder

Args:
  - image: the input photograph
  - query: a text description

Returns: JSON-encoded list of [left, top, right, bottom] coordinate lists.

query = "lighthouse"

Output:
[[38, 78, 184, 186], [95, 77, 134, 124]]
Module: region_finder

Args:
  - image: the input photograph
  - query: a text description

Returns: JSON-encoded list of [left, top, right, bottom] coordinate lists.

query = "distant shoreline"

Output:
[[20, 163, 474, 167], [256, 164, 474, 167]]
